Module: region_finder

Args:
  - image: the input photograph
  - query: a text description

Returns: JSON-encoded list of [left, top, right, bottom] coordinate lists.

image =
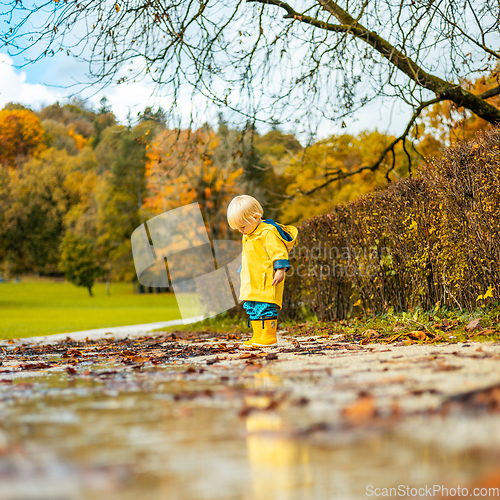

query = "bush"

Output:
[[282, 127, 500, 320]]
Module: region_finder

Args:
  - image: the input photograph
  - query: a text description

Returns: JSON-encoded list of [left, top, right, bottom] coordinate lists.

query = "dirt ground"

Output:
[[1, 329, 500, 499]]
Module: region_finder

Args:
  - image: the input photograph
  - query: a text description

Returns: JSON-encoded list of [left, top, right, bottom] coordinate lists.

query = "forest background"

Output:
[[0, 69, 499, 323]]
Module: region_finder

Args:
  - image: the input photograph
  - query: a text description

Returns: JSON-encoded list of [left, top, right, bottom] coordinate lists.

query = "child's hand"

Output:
[[272, 268, 285, 286]]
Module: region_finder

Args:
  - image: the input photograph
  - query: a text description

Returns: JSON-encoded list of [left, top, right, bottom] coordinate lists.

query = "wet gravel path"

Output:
[[1, 331, 500, 499]]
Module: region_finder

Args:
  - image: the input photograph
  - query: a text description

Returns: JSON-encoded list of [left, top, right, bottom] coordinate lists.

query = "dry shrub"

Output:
[[281, 127, 500, 320]]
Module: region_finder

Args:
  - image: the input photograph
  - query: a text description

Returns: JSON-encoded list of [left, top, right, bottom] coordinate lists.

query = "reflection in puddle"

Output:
[[246, 409, 313, 500], [0, 370, 498, 499], [249, 369, 282, 391]]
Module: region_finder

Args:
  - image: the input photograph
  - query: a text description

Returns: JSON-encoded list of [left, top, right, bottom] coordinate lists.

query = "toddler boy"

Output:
[[227, 195, 298, 347]]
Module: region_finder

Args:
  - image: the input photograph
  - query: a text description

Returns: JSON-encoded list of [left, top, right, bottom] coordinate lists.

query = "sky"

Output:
[[0, 43, 413, 141], [0, 52, 184, 124]]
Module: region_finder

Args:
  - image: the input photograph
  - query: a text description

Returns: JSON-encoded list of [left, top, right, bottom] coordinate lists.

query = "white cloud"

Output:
[[0, 53, 160, 121], [0, 54, 64, 109], [0, 53, 215, 128]]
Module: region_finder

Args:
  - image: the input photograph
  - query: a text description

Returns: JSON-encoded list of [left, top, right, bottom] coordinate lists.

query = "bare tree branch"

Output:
[[478, 85, 500, 100], [248, 0, 500, 124], [298, 95, 445, 196]]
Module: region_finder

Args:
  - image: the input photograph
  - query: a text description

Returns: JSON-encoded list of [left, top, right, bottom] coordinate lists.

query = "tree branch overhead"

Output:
[[2, 0, 500, 190]]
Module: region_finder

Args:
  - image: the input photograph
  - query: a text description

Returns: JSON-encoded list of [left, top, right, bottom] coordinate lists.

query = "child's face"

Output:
[[237, 215, 260, 235]]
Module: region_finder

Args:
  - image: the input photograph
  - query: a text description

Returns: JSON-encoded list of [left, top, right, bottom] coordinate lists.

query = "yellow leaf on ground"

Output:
[[385, 333, 404, 343], [408, 330, 427, 341]]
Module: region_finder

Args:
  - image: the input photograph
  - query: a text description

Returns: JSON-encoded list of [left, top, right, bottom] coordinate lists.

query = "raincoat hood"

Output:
[[245, 219, 298, 251]]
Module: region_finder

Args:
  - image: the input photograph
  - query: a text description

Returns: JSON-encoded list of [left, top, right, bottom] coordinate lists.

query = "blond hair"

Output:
[[227, 195, 264, 230]]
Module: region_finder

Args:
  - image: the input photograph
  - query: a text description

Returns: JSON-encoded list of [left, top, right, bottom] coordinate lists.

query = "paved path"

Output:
[[0, 316, 204, 345]]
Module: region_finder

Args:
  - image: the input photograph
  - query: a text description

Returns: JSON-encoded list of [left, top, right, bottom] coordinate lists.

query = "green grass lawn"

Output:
[[0, 278, 186, 339]]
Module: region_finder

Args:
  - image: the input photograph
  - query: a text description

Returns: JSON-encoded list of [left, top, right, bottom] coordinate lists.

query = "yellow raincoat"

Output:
[[239, 219, 298, 309]]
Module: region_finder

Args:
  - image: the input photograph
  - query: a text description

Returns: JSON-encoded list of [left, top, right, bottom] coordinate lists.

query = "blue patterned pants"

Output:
[[243, 301, 278, 324]]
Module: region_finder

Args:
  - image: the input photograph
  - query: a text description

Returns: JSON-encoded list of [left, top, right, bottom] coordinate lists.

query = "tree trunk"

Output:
[[106, 265, 111, 296]]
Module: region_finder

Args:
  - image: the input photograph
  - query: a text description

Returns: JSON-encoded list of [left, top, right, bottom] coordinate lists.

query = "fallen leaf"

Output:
[[445, 384, 500, 412], [466, 318, 481, 330], [435, 362, 461, 372], [64, 348, 82, 358], [342, 392, 377, 424], [264, 353, 278, 360], [410, 388, 439, 395], [385, 333, 404, 344], [294, 397, 309, 406], [21, 362, 54, 370], [298, 422, 330, 436], [239, 353, 258, 360], [443, 320, 459, 331], [474, 328, 496, 336], [408, 330, 427, 341]]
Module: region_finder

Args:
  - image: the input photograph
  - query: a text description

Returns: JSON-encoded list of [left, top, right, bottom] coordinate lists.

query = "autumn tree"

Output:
[[38, 100, 96, 138], [3, 0, 500, 189], [93, 98, 117, 147], [93, 119, 163, 281], [145, 126, 243, 241], [212, 118, 274, 218], [0, 107, 46, 167], [38, 99, 116, 151], [252, 128, 303, 217], [281, 130, 412, 223], [254, 129, 303, 176], [0, 147, 97, 275], [0, 99, 154, 283]]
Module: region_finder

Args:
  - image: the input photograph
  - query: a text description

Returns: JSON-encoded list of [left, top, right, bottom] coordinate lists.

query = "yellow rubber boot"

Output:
[[253, 317, 278, 347], [243, 320, 263, 348]]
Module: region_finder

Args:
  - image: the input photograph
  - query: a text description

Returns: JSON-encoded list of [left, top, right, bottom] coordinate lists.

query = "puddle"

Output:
[[0, 368, 499, 500]]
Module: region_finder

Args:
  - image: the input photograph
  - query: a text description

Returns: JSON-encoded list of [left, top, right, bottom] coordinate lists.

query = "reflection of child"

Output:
[[227, 195, 298, 347]]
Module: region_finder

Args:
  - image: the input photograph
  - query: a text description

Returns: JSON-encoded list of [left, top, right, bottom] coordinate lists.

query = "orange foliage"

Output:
[[146, 128, 216, 211], [68, 128, 88, 150], [145, 127, 243, 238], [0, 108, 46, 167]]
